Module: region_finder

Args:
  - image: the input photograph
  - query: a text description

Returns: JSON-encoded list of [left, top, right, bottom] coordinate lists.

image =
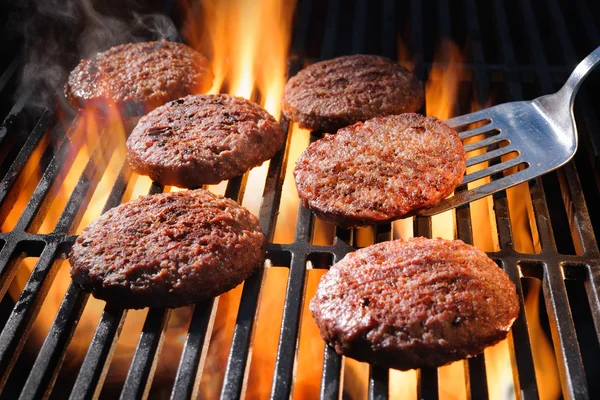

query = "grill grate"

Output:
[[1, 0, 600, 398]]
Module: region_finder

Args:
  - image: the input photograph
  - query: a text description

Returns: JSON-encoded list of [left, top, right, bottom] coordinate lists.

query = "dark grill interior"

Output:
[[1, 0, 600, 398]]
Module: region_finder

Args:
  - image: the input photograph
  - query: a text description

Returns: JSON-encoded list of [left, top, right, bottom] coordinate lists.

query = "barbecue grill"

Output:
[[1, 0, 600, 398]]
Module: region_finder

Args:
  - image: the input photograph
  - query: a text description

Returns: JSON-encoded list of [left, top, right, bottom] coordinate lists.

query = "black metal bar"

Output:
[[381, 0, 395, 59], [0, 111, 49, 218], [54, 127, 118, 233], [270, 126, 325, 399], [0, 86, 35, 145], [456, 203, 489, 400], [557, 164, 599, 257], [69, 304, 127, 400], [289, 0, 312, 59], [492, 198, 539, 399], [0, 240, 22, 302], [542, 263, 589, 399], [0, 54, 20, 95], [19, 283, 88, 400], [465, 356, 489, 400], [13, 121, 81, 233], [320, 345, 342, 400], [120, 308, 171, 400], [518, 0, 554, 93], [417, 368, 438, 400], [410, 0, 424, 80], [171, 299, 218, 400], [0, 242, 59, 389], [269, 249, 307, 398], [368, 365, 388, 400], [414, 213, 436, 397], [320, 0, 341, 60], [351, 0, 367, 54], [490, 0, 523, 100], [574, 0, 600, 44], [546, 0, 577, 64], [437, 0, 450, 39]]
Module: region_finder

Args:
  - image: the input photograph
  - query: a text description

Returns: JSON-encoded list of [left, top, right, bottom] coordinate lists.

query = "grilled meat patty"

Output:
[[65, 41, 213, 115], [294, 113, 466, 228], [310, 237, 520, 370], [69, 189, 265, 309], [282, 54, 424, 132], [126, 94, 283, 188]]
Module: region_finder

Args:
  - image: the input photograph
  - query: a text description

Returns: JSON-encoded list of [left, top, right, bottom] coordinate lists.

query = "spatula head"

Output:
[[419, 98, 577, 216]]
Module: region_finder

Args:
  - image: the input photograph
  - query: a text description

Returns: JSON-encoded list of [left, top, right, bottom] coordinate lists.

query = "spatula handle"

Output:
[[562, 46, 600, 99]]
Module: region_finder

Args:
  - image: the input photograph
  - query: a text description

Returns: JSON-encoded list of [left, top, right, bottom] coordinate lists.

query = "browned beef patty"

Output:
[[65, 41, 213, 115], [126, 94, 283, 187], [310, 237, 520, 370], [282, 54, 424, 132], [69, 189, 265, 309], [294, 113, 466, 228]]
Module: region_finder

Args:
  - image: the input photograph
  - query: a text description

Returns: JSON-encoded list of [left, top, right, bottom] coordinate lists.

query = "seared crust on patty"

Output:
[[310, 237, 520, 370], [126, 94, 283, 187], [282, 54, 424, 132], [65, 41, 213, 115], [69, 189, 265, 309], [294, 113, 466, 228]]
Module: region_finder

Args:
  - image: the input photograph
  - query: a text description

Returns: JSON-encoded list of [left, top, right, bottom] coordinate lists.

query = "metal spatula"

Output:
[[421, 46, 600, 216]]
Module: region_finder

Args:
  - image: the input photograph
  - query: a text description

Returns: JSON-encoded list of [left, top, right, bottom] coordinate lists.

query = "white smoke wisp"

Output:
[[16, 0, 178, 110]]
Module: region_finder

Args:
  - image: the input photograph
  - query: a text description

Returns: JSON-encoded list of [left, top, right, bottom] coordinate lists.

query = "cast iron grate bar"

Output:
[[19, 283, 88, 400], [457, 205, 490, 399], [381, 0, 395, 60], [0, 110, 49, 211], [320, 345, 342, 399], [217, 173, 262, 399], [120, 308, 171, 400], [0, 55, 20, 95], [12, 120, 79, 234], [269, 154, 316, 398], [368, 365, 389, 400], [171, 299, 217, 399], [351, 0, 367, 54], [0, 243, 60, 387], [69, 304, 127, 400], [491, 198, 539, 399]]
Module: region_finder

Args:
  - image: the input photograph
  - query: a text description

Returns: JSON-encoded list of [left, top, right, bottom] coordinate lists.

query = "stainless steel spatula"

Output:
[[421, 46, 600, 216]]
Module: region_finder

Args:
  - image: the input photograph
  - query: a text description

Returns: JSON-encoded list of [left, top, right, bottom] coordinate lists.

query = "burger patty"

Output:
[[126, 94, 283, 187], [294, 113, 466, 228], [310, 237, 520, 371], [69, 189, 265, 309], [282, 54, 424, 132], [65, 41, 213, 115]]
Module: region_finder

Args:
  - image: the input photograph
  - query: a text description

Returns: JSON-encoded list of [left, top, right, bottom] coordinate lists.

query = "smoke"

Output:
[[12, 0, 179, 110]]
